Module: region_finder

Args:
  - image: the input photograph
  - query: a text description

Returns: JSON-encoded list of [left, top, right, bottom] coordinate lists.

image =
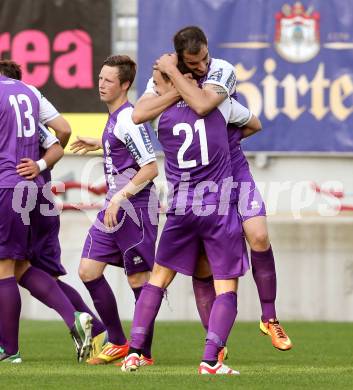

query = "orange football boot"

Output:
[[260, 319, 292, 351]]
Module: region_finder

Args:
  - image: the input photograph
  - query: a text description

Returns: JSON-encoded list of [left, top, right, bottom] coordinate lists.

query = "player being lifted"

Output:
[[122, 64, 256, 374], [71, 55, 158, 366], [132, 26, 292, 352]]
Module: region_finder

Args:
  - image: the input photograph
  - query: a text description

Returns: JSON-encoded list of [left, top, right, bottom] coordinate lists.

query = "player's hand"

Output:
[[183, 73, 198, 86], [16, 158, 40, 179], [70, 136, 101, 155], [154, 53, 178, 73], [183, 73, 193, 80], [103, 200, 120, 228]]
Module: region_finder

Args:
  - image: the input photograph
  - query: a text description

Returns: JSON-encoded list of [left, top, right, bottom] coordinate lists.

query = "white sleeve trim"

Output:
[[41, 111, 60, 124], [229, 98, 252, 127], [139, 156, 157, 167], [39, 95, 60, 124], [38, 123, 59, 149]]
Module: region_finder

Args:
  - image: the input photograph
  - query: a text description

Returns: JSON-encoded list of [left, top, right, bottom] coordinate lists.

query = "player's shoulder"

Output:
[[0, 77, 40, 98], [0, 75, 16, 85], [25, 83, 42, 101], [209, 58, 234, 72], [116, 103, 134, 123]]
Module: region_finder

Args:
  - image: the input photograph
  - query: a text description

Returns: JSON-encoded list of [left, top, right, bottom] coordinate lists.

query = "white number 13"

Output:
[[9, 94, 36, 138], [173, 119, 209, 169]]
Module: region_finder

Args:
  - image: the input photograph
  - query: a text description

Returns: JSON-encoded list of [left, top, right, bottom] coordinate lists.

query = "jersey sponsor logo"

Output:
[[107, 121, 114, 133], [176, 100, 189, 108], [124, 134, 142, 162], [250, 200, 260, 210], [104, 140, 116, 190], [104, 139, 111, 156], [207, 68, 223, 82], [138, 125, 154, 154], [225, 71, 236, 91]]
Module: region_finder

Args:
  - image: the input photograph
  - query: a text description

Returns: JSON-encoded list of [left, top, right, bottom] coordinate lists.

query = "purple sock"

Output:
[[251, 246, 277, 322], [84, 275, 126, 345], [203, 292, 237, 362], [132, 286, 154, 358], [0, 277, 21, 355], [192, 276, 216, 331], [57, 280, 106, 338], [130, 283, 164, 351], [19, 267, 75, 329]]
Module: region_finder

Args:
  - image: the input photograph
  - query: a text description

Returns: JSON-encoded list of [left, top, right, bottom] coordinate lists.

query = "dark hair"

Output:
[[102, 55, 136, 89], [0, 60, 22, 80], [157, 61, 189, 83], [173, 26, 208, 57]]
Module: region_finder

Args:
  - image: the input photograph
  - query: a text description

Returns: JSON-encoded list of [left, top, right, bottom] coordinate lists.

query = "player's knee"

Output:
[[128, 271, 150, 288], [78, 260, 101, 282], [149, 264, 175, 289], [249, 231, 270, 251]]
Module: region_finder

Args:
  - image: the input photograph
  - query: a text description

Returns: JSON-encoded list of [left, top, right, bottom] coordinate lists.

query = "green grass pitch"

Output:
[[1, 320, 352, 389]]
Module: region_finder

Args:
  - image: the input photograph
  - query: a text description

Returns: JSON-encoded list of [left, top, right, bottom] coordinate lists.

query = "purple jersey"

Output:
[[102, 101, 156, 207], [156, 99, 236, 208], [0, 75, 44, 188]]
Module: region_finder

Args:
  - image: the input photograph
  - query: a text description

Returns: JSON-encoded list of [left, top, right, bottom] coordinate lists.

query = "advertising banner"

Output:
[[138, 0, 353, 152]]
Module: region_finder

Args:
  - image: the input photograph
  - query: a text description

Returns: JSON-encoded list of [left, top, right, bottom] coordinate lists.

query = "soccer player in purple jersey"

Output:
[[122, 69, 251, 375], [0, 60, 106, 362], [133, 26, 292, 352], [70, 55, 158, 366]]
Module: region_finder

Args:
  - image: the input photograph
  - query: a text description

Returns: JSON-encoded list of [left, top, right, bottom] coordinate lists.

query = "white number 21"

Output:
[[173, 119, 209, 169]]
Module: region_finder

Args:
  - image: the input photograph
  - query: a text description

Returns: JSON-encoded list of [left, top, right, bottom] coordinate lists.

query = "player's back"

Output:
[[156, 99, 233, 207], [0, 75, 41, 187]]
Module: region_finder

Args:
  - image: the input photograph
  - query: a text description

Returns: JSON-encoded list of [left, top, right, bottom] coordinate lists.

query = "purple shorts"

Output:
[[29, 190, 66, 277], [0, 188, 31, 261], [232, 155, 266, 222], [81, 207, 157, 276], [156, 206, 249, 280]]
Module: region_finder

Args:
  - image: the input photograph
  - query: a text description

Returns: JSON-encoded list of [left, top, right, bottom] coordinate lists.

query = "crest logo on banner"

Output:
[[275, 2, 320, 63]]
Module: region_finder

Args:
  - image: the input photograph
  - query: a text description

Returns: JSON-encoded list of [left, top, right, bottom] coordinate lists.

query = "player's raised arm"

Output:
[[155, 53, 233, 117], [132, 77, 180, 124]]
